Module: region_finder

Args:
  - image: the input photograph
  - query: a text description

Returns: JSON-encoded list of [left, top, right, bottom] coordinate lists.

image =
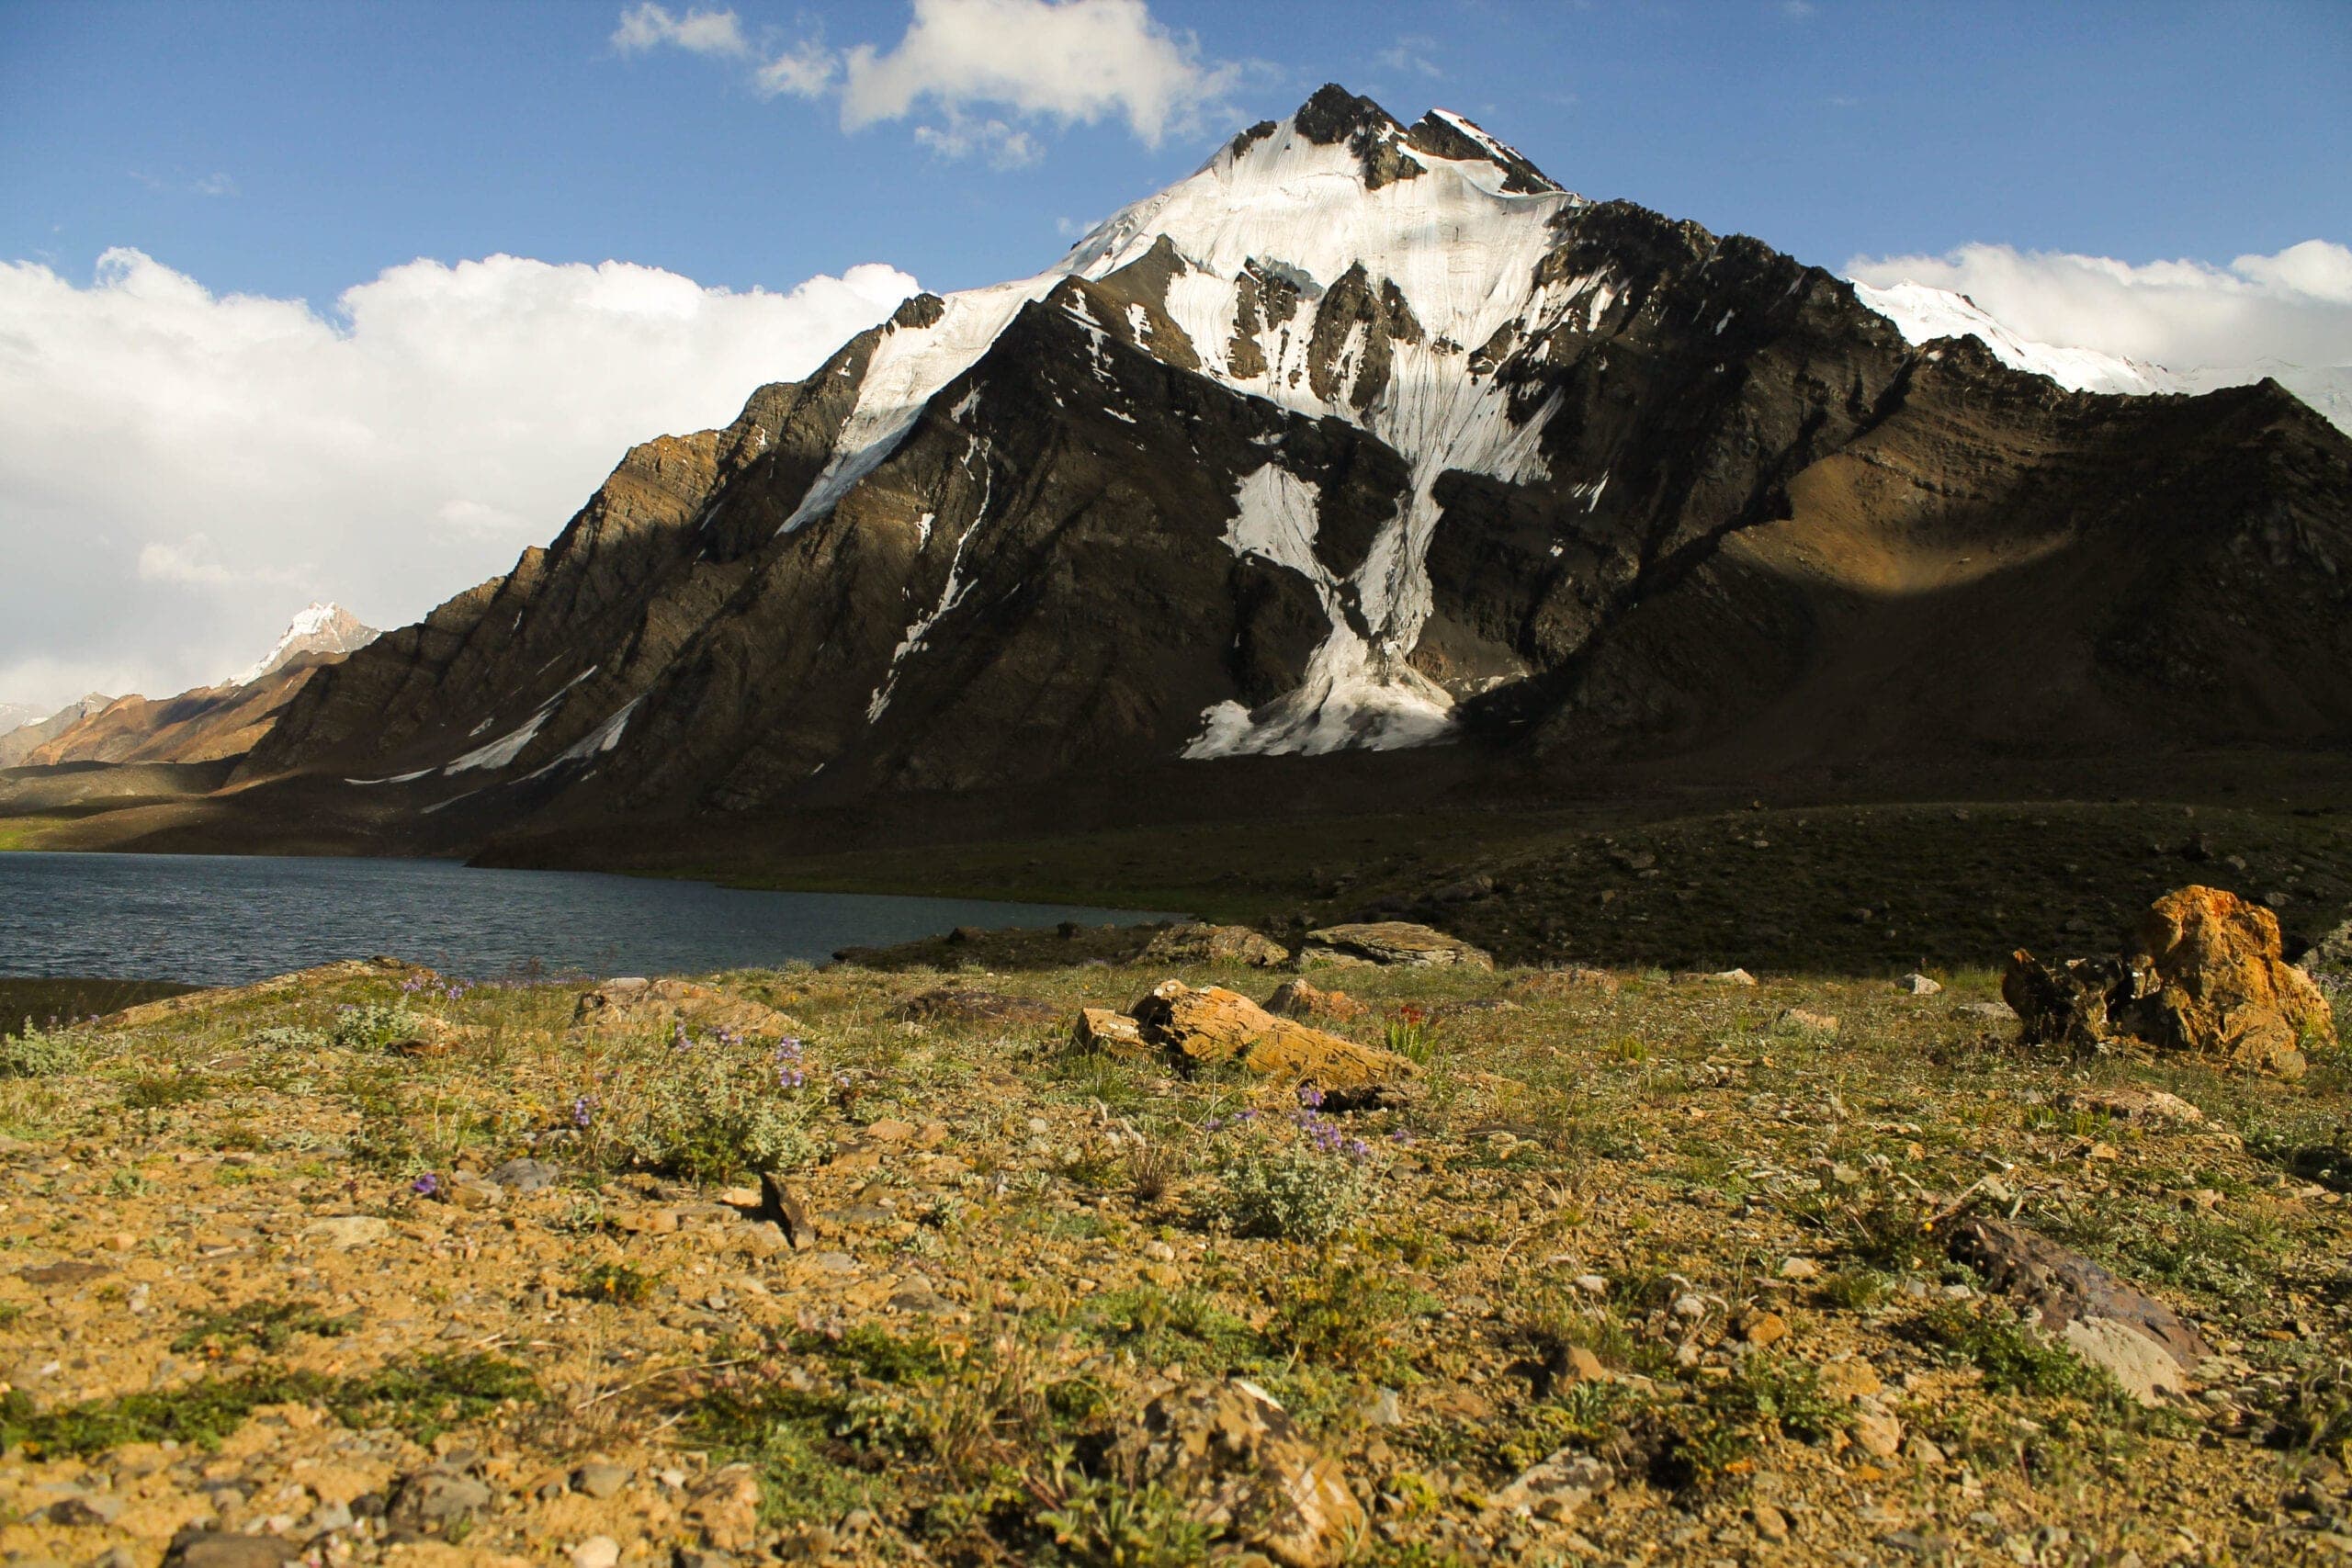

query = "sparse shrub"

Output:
[[1125, 1137, 1185, 1204], [250, 1025, 329, 1051], [120, 1071, 208, 1111], [575, 1262, 658, 1305], [172, 1298, 356, 1356], [1035, 1461, 1216, 1568], [610, 1050, 817, 1183], [1915, 1300, 2119, 1401], [1385, 1004, 1437, 1064], [1202, 1098, 1381, 1243], [1816, 1267, 1897, 1312], [329, 1002, 428, 1050], [1267, 1256, 1422, 1374], [1, 1019, 85, 1078]]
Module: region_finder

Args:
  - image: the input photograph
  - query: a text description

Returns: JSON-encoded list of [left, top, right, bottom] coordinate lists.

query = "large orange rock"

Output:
[[2004, 886, 2333, 1077], [1128, 980, 1410, 1089], [2127, 886, 2332, 1077]]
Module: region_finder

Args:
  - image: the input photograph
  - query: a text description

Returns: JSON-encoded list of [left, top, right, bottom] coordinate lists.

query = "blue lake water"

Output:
[[0, 852, 1182, 985]]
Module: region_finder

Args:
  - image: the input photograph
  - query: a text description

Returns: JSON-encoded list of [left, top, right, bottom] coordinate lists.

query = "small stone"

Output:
[[45, 1494, 125, 1526], [1707, 968, 1758, 987], [862, 1118, 920, 1143], [1671, 1292, 1708, 1319], [1907, 1434, 1947, 1467], [1562, 1346, 1607, 1382], [168, 1537, 302, 1568], [1776, 1008, 1838, 1035], [571, 1537, 621, 1568], [445, 1176, 503, 1209], [488, 1157, 560, 1192], [1819, 1358, 1883, 1402], [301, 1216, 387, 1250], [1898, 972, 1943, 996], [814, 1251, 858, 1274], [1852, 1397, 1904, 1458], [1742, 1311, 1791, 1347], [1363, 1387, 1404, 1427], [1574, 1274, 1608, 1295], [1777, 1257, 1820, 1280], [573, 1462, 631, 1499], [758, 1171, 813, 1248], [1752, 1501, 1792, 1542]]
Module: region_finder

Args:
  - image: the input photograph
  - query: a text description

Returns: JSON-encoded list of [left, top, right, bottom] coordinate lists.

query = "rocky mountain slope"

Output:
[[230, 86, 2351, 848], [0, 695, 114, 769], [11, 606, 376, 769]]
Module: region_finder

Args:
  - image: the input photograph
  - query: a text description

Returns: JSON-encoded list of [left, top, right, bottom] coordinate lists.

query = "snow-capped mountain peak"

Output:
[[230, 602, 379, 687]]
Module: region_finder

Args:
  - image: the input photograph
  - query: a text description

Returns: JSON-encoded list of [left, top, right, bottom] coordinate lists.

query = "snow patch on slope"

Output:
[[1184, 463, 1454, 758]]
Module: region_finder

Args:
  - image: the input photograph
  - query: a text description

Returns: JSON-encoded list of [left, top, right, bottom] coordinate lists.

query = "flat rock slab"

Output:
[[100, 957, 427, 1031], [895, 988, 1061, 1025], [1263, 978, 1367, 1021], [1143, 923, 1292, 968], [1300, 921, 1493, 970], [572, 978, 798, 1043], [1947, 1215, 2210, 1404]]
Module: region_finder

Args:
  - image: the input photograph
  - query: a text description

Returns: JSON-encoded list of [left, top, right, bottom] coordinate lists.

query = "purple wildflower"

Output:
[[413, 1172, 441, 1199], [571, 1095, 596, 1129], [1296, 1086, 1325, 1111]]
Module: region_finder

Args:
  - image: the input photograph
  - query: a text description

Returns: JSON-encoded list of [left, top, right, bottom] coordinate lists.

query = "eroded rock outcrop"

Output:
[[1301, 921, 1493, 970], [2005, 886, 2334, 1077], [1114, 1378, 1364, 1567], [1262, 977, 1368, 1021], [571, 978, 799, 1043], [1142, 923, 1293, 968], [1947, 1215, 2211, 1405], [1074, 981, 1410, 1090]]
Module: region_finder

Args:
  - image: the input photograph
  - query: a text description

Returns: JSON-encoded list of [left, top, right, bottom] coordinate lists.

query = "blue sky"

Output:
[[7, 0, 2346, 305], [1, 0, 2347, 711]]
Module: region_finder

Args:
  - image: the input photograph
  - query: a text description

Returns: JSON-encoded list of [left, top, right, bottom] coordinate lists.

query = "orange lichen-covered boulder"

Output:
[[1128, 980, 1411, 1089], [2127, 886, 2332, 1077]]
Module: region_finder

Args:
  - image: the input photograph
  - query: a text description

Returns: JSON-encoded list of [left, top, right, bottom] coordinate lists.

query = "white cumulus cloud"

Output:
[[840, 0, 1235, 148], [1845, 239, 2352, 371], [618, 0, 1238, 162], [610, 3, 748, 57], [0, 249, 917, 712]]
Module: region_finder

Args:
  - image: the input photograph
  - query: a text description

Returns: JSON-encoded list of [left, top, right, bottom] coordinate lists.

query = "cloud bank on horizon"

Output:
[[0, 248, 916, 712], [1846, 238, 2352, 372]]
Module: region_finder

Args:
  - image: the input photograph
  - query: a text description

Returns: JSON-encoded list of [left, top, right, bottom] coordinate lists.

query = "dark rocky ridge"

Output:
[[214, 85, 2352, 854]]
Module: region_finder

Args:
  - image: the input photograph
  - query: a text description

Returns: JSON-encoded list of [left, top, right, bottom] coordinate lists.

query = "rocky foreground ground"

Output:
[[0, 902, 2346, 1567]]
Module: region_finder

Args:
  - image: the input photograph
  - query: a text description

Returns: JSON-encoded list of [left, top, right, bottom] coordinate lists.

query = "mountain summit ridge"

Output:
[[229, 85, 2352, 848]]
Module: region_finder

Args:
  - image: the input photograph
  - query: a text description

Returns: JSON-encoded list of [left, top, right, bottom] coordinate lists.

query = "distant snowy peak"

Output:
[[1850, 281, 2165, 395], [231, 602, 379, 687], [1853, 278, 2352, 435]]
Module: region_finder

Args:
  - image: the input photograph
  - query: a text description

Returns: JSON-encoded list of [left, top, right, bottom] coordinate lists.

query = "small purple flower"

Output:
[[1343, 1138, 1371, 1162], [413, 1172, 441, 1198], [571, 1095, 596, 1128], [671, 1020, 692, 1051], [774, 1038, 806, 1090], [1390, 1128, 1416, 1145], [1202, 1117, 1224, 1133], [1296, 1086, 1325, 1110]]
